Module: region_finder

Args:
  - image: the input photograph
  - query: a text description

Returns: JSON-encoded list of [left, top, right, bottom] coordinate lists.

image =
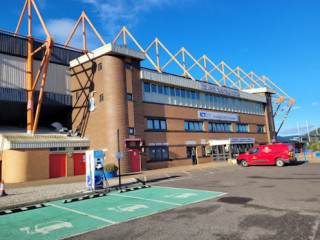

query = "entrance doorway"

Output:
[[49, 154, 66, 178], [186, 147, 197, 165], [129, 149, 141, 172], [73, 153, 86, 175], [211, 145, 230, 161]]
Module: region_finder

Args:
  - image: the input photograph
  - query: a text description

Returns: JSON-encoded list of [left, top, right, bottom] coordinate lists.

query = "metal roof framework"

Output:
[[113, 27, 295, 135], [1, 1, 294, 136]]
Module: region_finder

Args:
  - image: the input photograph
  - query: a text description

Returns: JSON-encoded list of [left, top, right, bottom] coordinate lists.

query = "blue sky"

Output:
[[1, 0, 320, 136]]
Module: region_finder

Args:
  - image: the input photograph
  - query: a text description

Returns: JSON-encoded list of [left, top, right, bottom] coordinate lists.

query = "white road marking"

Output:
[[47, 203, 117, 224], [109, 193, 182, 206]]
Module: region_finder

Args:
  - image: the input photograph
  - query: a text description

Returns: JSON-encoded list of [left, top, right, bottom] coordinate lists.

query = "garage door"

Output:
[[74, 153, 86, 175], [49, 154, 66, 178]]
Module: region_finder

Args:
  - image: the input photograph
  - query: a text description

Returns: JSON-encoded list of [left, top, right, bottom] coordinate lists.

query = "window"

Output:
[[170, 87, 175, 96], [186, 90, 191, 98], [125, 62, 132, 70], [181, 89, 185, 98], [147, 119, 167, 130], [149, 147, 169, 161], [175, 88, 180, 97], [196, 92, 200, 100], [99, 94, 104, 103], [129, 128, 134, 135], [98, 63, 102, 71], [248, 147, 259, 154], [232, 99, 235, 105], [236, 124, 248, 132], [208, 122, 231, 132], [185, 121, 203, 131], [76, 92, 80, 100], [158, 85, 163, 94], [144, 83, 150, 92], [257, 125, 265, 133], [50, 147, 66, 152], [164, 86, 169, 95], [205, 94, 209, 102], [127, 93, 132, 101], [201, 146, 206, 157], [191, 91, 195, 99], [151, 84, 157, 93]]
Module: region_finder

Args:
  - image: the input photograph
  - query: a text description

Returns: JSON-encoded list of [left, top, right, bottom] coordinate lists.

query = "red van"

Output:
[[237, 143, 296, 167]]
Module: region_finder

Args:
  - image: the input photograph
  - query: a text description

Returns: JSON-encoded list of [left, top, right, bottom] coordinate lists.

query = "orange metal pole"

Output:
[[64, 15, 82, 47], [82, 15, 87, 52], [27, 0, 34, 134], [33, 38, 53, 135], [156, 39, 160, 69], [15, 0, 28, 36], [32, 48, 48, 91], [124, 28, 127, 47]]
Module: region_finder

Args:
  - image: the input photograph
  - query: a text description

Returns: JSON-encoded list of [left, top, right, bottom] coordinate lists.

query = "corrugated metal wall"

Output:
[[0, 33, 82, 66], [0, 53, 71, 95], [0, 87, 72, 106]]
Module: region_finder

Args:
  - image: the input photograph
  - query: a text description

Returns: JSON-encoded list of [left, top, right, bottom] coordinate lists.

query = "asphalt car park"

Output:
[[70, 162, 320, 240], [1, 162, 320, 240]]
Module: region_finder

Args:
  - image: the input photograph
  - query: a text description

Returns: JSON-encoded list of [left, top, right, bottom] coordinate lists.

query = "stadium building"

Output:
[[0, 12, 291, 183]]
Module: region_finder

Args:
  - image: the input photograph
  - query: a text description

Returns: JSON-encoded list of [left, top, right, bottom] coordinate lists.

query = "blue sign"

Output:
[[94, 150, 103, 158], [198, 111, 239, 122], [230, 138, 255, 143]]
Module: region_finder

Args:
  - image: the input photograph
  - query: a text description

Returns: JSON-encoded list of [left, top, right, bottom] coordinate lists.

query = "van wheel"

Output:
[[276, 159, 284, 167], [241, 160, 249, 167]]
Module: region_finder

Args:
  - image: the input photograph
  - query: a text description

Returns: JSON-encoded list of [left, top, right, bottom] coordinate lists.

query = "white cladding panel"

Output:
[[0, 53, 71, 95]]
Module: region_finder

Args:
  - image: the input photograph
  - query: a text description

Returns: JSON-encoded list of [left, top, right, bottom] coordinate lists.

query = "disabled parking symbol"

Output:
[[107, 204, 149, 212], [164, 193, 198, 199], [20, 221, 73, 235]]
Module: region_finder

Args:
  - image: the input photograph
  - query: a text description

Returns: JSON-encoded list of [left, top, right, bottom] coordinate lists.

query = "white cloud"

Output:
[[36, 18, 100, 50], [81, 0, 172, 37], [292, 106, 302, 110], [312, 102, 319, 106]]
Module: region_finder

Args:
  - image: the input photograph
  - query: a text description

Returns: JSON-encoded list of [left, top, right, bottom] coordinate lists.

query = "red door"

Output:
[[130, 149, 141, 172], [49, 154, 66, 178], [74, 153, 86, 175]]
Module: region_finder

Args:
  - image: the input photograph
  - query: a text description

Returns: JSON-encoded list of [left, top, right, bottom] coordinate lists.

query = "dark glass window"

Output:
[[186, 90, 191, 98], [76, 92, 80, 100], [185, 121, 203, 131], [99, 94, 104, 103], [125, 62, 132, 70], [236, 124, 248, 133], [191, 91, 195, 99], [151, 84, 157, 93], [164, 86, 169, 95], [129, 128, 134, 135], [209, 122, 230, 132], [127, 93, 132, 101], [196, 92, 200, 100], [98, 63, 102, 71], [170, 87, 175, 96], [144, 83, 150, 92], [147, 119, 167, 130], [175, 89, 180, 97], [181, 89, 185, 98], [149, 147, 169, 161], [257, 125, 265, 133], [205, 94, 209, 102], [158, 85, 163, 94]]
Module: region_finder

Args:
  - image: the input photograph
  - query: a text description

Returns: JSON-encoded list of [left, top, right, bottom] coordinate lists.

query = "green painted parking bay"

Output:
[[0, 186, 226, 240]]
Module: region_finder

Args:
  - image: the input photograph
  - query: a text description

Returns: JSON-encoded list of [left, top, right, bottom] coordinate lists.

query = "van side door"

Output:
[[247, 147, 262, 165]]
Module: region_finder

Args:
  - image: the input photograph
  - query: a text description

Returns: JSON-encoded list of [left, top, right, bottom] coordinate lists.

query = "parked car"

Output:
[[237, 143, 296, 167]]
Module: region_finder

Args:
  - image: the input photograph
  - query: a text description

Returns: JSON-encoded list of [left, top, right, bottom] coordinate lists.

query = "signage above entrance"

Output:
[[198, 111, 239, 122], [230, 138, 255, 143], [199, 82, 240, 97]]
